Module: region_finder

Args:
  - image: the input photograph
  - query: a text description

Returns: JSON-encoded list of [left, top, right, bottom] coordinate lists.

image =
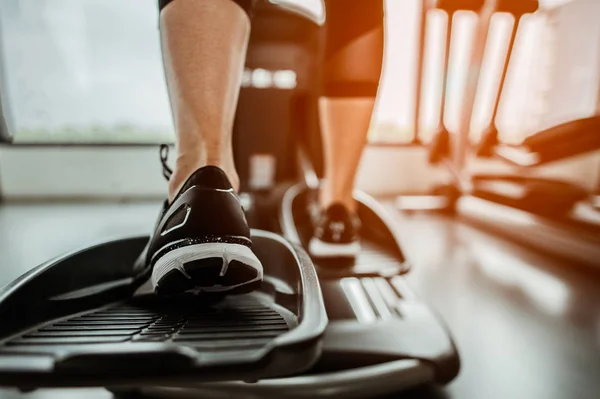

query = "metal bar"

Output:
[[0, 17, 13, 145], [488, 14, 522, 129], [438, 11, 455, 133], [454, 0, 498, 171], [296, 146, 320, 190], [413, 0, 430, 142]]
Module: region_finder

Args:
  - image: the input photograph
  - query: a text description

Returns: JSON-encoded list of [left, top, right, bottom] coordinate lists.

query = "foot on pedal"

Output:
[[308, 203, 361, 259], [135, 157, 263, 296]]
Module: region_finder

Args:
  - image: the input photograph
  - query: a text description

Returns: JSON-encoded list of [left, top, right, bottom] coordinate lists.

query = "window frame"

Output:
[[0, 96, 11, 144], [0, 17, 11, 145]]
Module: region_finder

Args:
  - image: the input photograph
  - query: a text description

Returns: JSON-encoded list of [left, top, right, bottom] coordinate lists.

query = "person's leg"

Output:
[[319, 0, 385, 212], [135, 0, 263, 296], [309, 0, 384, 258], [160, 0, 253, 201]]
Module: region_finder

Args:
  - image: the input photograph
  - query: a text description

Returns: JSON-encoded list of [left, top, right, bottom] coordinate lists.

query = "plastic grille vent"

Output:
[[7, 296, 290, 351]]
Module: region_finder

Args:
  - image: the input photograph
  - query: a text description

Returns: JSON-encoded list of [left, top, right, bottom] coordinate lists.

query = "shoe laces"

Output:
[[160, 144, 173, 181]]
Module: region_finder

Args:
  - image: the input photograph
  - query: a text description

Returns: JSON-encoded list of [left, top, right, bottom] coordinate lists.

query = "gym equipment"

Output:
[[399, 0, 502, 212], [469, 115, 600, 219], [142, 169, 462, 397], [0, 1, 460, 397], [429, 0, 539, 165], [476, 1, 539, 157], [464, 134, 600, 265], [427, 0, 487, 164], [471, 175, 588, 216], [461, 130, 600, 268], [486, 116, 600, 166], [175, 1, 459, 394], [0, 232, 327, 388], [233, 2, 459, 394], [0, 218, 458, 396], [400, 0, 600, 267], [457, 0, 600, 267], [233, 1, 322, 194]]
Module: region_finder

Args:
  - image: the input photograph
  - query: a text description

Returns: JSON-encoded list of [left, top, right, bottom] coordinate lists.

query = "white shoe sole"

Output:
[[308, 238, 361, 258], [151, 242, 263, 295]]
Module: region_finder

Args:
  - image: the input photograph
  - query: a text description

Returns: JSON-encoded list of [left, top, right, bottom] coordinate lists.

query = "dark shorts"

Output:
[[158, 0, 384, 36], [322, 0, 384, 55]]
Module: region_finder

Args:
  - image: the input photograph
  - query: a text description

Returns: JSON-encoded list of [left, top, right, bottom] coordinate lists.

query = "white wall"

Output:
[[540, 0, 600, 127], [0, 147, 167, 200], [0, 146, 445, 200], [1, 146, 598, 201]]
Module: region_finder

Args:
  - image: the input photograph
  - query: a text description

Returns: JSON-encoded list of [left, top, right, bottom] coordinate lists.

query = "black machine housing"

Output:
[[0, 2, 460, 397]]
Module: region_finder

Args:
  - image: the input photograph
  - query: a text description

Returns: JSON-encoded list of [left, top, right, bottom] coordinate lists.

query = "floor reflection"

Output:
[[390, 206, 600, 399], [469, 243, 571, 316]]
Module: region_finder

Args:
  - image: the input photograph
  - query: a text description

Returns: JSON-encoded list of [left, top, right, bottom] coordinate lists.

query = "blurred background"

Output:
[[0, 0, 590, 143], [0, 0, 597, 199]]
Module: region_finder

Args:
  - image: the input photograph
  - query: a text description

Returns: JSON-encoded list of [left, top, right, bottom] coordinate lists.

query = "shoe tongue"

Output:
[[178, 166, 233, 195]]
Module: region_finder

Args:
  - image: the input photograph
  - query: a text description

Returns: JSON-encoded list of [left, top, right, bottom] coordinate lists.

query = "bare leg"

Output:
[[319, 97, 376, 213], [140, 0, 263, 297], [160, 0, 250, 201], [319, 25, 384, 212]]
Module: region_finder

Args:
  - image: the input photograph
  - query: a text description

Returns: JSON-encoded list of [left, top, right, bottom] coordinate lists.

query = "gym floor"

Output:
[[0, 201, 599, 399]]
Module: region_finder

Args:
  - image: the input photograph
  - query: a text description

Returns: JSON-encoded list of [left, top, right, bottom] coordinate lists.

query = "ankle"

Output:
[[168, 159, 239, 202], [319, 187, 357, 214]]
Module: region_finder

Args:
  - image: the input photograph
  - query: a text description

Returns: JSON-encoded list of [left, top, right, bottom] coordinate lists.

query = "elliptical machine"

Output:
[[0, 2, 459, 397], [397, 0, 600, 267]]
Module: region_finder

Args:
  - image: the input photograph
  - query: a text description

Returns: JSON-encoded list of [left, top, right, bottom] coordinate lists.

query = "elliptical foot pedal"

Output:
[[260, 183, 461, 396], [0, 231, 327, 389], [281, 183, 411, 276], [128, 184, 460, 398]]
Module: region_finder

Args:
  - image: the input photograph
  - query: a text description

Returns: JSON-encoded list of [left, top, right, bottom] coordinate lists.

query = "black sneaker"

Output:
[[134, 146, 263, 296], [308, 203, 361, 259]]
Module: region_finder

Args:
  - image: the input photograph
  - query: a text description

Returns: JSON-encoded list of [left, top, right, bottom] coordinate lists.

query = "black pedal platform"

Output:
[[130, 185, 459, 398], [244, 183, 461, 397], [0, 231, 327, 389], [280, 183, 411, 277]]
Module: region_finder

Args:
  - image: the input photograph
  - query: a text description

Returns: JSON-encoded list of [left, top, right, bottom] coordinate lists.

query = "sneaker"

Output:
[[134, 146, 263, 296], [308, 203, 361, 259]]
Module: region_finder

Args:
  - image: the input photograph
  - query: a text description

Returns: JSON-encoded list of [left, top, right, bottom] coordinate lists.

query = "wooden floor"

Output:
[[0, 202, 599, 399]]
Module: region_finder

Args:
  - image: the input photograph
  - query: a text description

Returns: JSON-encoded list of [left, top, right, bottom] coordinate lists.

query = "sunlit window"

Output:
[[0, 0, 590, 145], [370, 1, 550, 144], [0, 0, 171, 143]]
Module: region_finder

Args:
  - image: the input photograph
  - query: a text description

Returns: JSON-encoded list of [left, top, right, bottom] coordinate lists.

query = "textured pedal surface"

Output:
[[0, 232, 327, 387], [3, 295, 291, 351]]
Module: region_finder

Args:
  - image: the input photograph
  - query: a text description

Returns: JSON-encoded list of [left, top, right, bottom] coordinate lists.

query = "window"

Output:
[[369, 2, 552, 145], [0, 0, 172, 144], [0, 0, 582, 145]]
